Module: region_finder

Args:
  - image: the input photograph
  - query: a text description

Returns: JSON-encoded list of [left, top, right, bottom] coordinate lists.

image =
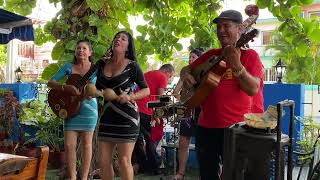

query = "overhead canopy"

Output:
[[0, 9, 34, 44]]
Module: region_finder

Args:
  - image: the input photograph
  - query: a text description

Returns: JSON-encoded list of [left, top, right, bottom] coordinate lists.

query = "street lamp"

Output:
[[274, 59, 286, 83], [14, 66, 23, 83]]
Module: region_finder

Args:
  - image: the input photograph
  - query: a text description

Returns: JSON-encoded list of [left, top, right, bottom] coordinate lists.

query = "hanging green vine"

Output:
[[2, 0, 319, 83]]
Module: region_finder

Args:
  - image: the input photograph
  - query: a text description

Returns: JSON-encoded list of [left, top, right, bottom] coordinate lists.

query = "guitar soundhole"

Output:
[[54, 104, 61, 110]]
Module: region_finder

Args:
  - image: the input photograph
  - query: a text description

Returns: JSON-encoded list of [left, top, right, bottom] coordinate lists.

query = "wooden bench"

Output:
[[0, 146, 49, 180]]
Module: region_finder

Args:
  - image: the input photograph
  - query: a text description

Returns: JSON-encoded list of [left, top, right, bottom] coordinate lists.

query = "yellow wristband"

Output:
[[61, 85, 64, 91], [233, 66, 245, 77]]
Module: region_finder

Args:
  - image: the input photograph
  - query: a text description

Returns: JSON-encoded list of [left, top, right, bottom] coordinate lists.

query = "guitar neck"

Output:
[[74, 61, 101, 89], [193, 37, 249, 82], [208, 54, 224, 66]]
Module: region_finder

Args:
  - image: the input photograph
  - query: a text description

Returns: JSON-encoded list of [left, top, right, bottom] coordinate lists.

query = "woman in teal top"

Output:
[[48, 40, 98, 180]]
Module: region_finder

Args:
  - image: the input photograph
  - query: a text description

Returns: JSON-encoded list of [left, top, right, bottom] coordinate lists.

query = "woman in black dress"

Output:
[[96, 31, 150, 180]]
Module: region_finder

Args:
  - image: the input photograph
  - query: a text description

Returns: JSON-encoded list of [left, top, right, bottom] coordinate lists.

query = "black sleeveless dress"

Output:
[[96, 61, 148, 142]]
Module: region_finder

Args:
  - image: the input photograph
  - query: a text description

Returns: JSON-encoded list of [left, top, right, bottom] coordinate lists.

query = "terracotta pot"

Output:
[[49, 151, 66, 169], [0, 146, 4, 153], [0, 132, 8, 140], [0, 132, 5, 140], [16, 147, 37, 157]]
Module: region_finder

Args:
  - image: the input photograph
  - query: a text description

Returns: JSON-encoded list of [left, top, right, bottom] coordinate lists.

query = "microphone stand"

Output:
[[149, 94, 184, 180], [172, 97, 178, 178]]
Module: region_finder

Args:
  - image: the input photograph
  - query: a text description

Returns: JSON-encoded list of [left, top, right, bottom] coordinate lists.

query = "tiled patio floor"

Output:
[[46, 167, 199, 180], [46, 164, 312, 180]]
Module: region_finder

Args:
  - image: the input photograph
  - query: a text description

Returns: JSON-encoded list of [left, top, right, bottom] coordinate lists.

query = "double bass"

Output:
[[180, 5, 259, 111]]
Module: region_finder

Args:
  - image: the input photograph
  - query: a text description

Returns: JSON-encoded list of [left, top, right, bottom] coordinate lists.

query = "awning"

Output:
[[0, 9, 34, 44]]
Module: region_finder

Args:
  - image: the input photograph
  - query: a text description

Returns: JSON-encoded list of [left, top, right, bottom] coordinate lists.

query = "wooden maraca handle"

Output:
[[103, 88, 119, 101]]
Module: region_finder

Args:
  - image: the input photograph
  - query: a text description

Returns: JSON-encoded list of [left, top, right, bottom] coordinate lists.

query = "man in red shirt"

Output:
[[250, 78, 264, 113], [134, 64, 174, 174], [180, 10, 264, 180]]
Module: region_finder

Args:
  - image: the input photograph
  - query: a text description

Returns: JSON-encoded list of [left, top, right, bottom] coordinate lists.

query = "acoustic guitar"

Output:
[[47, 63, 99, 119], [180, 5, 259, 111], [48, 51, 111, 119]]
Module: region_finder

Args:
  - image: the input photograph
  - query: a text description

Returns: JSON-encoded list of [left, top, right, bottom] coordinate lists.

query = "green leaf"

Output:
[[88, 14, 101, 26], [143, 15, 152, 21], [272, 6, 281, 17], [136, 25, 147, 34], [278, 22, 286, 32], [256, 0, 270, 9], [93, 44, 109, 58], [51, 41, 65, 60], [290, 6, 301, 17], [98, 24, 114, 40], [87, 0, 104, 12], [60, 53, 74, 63], [284, 35, 294, 45], [177, 17, 187, 28], [65, 40, 77, 51], [41, 63, 61, 81], [298, 0, 314, 5], [303, 21, 315, 36], [280, 8, 292, 18], [309, 29, 320, 43], [174, 43, 183, 51], [296, 43, 308, 57]]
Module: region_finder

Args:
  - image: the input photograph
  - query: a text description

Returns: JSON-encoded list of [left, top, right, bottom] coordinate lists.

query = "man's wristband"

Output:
[[233, 66, 245, 77]]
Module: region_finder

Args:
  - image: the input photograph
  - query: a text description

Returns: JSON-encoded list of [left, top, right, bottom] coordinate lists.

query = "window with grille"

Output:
[[309, 11, 320, 18], [262, 31, 273, 45], [264, 68, 276, 82], [18, 42, 34, 59]]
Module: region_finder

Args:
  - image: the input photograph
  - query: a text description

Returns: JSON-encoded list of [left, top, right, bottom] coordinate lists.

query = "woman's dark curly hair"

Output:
[[109, 31, 137, 61]]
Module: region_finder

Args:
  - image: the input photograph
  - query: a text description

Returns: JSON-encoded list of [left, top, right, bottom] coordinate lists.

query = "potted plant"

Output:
[[15, 133, 38, 157], [0, 89, 21, 153], [19, 100, 50, 126], [15, 99, 49, 155], [18, 99, 65, 168]]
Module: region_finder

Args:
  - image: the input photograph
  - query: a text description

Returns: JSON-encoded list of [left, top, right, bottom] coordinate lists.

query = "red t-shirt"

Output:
[[191, 48, 264, 128], [136, 70, 168, 115], [151, 118, 164, 143], [250, 77, 264, 113]]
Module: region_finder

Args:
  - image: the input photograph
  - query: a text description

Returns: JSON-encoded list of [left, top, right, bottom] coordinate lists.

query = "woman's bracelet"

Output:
[[130, 93, 137, 101], [61, 84, 64, 91]]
